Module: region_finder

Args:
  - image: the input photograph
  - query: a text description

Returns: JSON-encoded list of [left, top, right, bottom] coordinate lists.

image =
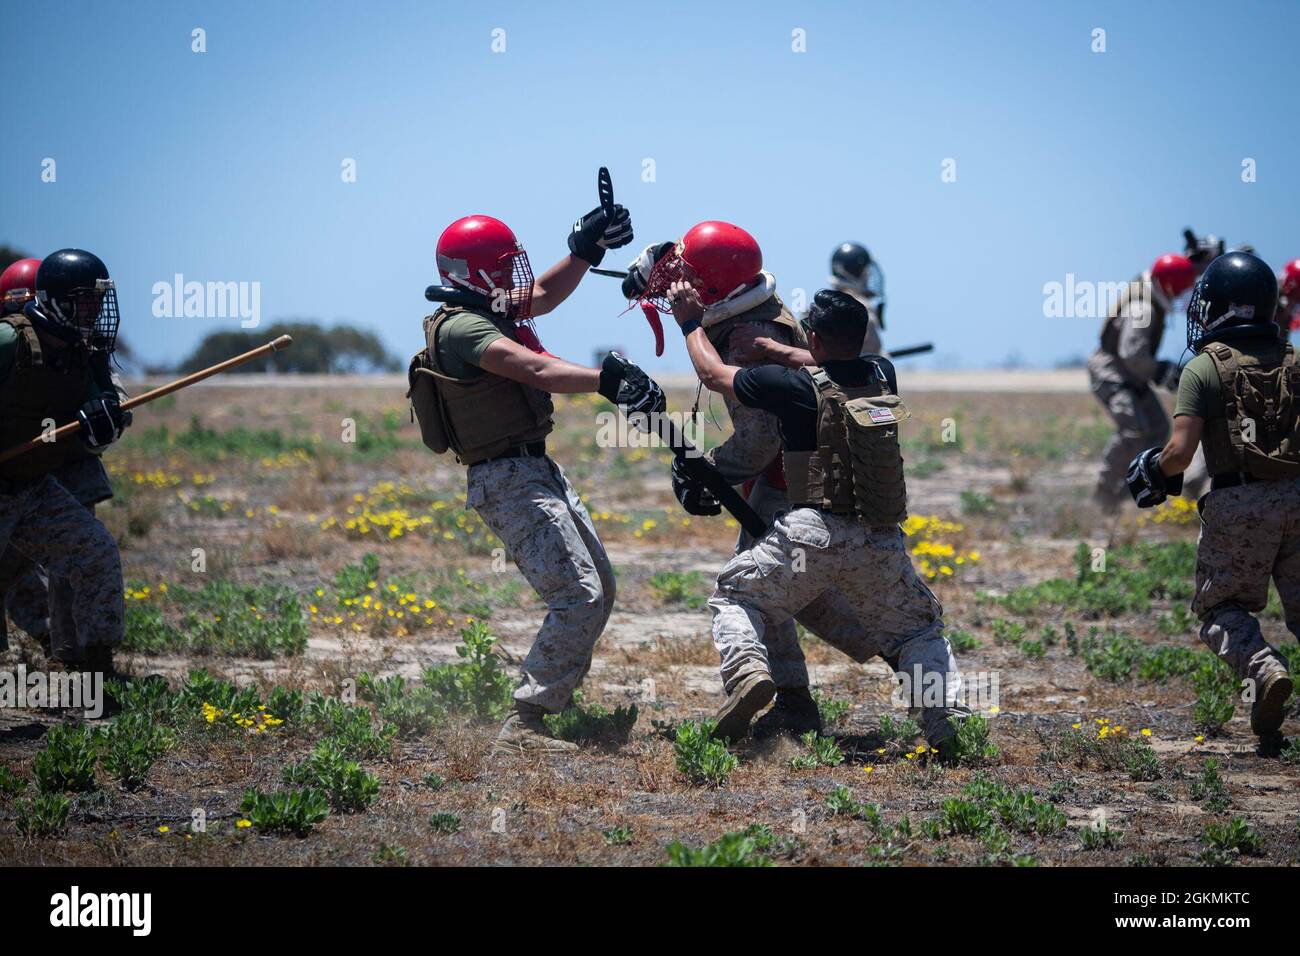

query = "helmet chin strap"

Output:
[[23, 299, 80, 343]]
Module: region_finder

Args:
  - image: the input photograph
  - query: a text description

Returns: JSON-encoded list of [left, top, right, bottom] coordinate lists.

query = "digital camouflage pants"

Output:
[[0, 457, 114, 659], [1193, 476, 1300, 686], [711, 506, 969, 743], [468, 455, 615, 712], [0, 474, 123, 662]]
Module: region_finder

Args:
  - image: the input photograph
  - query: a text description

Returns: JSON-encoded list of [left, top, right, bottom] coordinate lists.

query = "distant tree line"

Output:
[[175, 321, 400, 374]]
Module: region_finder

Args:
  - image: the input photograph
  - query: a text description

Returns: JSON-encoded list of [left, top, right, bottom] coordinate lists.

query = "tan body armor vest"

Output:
[[407, 306, 554, 466], [1099, 277, 1165, 361], [703, 293, 805, 353], [1200, 340, 1300, 479], [0, 316, 95, 483], [785, 365, 910, 525]]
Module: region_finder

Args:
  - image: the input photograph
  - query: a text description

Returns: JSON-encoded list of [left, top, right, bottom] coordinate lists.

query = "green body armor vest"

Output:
[[0, 316, 95, 484], [1201, 341, 1300, 480], [407, 306, 554, 466], [784, 365, 910, 525]]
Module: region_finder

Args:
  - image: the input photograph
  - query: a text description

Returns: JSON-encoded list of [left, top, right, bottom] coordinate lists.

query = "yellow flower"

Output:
[[863, 766, 874, 774], [157, 825, 169, 834], [236, 819, 252, 829], [1141, 728, 1152, 737], [1194, 735, 1205, 744]]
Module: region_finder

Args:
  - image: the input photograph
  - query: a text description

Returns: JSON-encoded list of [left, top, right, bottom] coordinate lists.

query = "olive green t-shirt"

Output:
[[1174, 334, 1287, 421], [432, 311, 505, 381]]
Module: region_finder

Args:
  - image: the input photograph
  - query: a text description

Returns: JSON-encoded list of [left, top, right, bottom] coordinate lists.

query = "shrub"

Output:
[[33, 724, 97, 793], [673, 720, 738, 787], [240, 787, 330, 836]]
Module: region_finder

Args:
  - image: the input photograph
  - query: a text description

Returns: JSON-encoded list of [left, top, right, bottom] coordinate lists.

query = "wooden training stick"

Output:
[[0, 334, 294, 465]]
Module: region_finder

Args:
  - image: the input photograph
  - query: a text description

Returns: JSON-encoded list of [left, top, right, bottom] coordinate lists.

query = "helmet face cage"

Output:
[[1186, 282, 1208, 352], [639, 246, 697, 312], [503, 249, 534, 323], [40, 278, 120, 351]]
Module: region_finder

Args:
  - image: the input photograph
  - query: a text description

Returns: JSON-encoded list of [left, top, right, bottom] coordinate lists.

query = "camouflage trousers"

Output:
[[0, 474, 123, 662], [1090, 379, 1207, 505], [1192, 476, 1300, 684], [468, 455, 615, 712], [711, 507, 969, 742], [0, 457, 114, 658]]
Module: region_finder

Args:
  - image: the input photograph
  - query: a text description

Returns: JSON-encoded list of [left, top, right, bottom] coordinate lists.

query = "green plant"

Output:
[[1192, 664, 1238, 734], [422, 772, 446, 791], [357, 672, 444, 738], [240, 787, 330, 836], [602, 826, 634, 846], [428, 812, 461, 834], [1080, 822, 1123, 850], [0, 766, 26, 800], [33, 724, 97, 793], [824, 785, 882, 827], [960, 490, 998, 516], [1190, 759, 1230, 813], [876, 714, 922, 748], [812, 690, 851, 727], [790, 732, 845, 770], [937, 798, 995, 837], [1200, 818, 1262, 864], [1122, 739, 1161, 782], [372, 842, 409, 866], [950, 713, 999, 765], [16, 793, 71, 837], [96, 712, 176, 790], [281, 740, 380, 812], [544, 693, 637, 746], [665, 824, 776, 867], [647, 570, 709, 609], [946, 629, 979, 653], [421, 621, 514, 721], [673, 720, 739, 787]]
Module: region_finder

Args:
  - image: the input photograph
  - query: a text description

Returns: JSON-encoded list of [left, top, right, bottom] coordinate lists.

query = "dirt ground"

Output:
[[1, 372, 1296, 867]]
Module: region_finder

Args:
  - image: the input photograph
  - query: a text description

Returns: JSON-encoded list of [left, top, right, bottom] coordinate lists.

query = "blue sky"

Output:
[[4, 0, 1298, 371]]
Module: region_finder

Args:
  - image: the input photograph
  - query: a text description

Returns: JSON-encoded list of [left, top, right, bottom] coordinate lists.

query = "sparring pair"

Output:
[[624, 225, 969, 753]]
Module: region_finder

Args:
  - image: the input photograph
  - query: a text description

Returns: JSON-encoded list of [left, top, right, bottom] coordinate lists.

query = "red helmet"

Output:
[[1280, 259, 1300, 303], [643, 221, 763, 308], [1279, 259, 1300, 332], [1150, 253, 1197, 300], [435, 215, 534, 320], [0, 257, 42, 314]]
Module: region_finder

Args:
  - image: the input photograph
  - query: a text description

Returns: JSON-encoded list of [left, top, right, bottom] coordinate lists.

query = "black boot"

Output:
[[752, 686, 823, 740]]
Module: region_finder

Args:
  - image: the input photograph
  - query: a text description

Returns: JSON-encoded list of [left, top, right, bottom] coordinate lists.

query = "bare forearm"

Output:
[[1160, 416, 1203, 474], [685, 328, 737, 399], [530, 357, 600, 393], [530, 255, 590, 316], [763, 342, 813, 369]]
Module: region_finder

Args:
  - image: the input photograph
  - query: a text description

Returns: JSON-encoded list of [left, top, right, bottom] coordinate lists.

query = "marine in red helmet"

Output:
[[1277, 259, 1300, 336], [1087, 252, 1201, 511], [412, 180, 661, 754]]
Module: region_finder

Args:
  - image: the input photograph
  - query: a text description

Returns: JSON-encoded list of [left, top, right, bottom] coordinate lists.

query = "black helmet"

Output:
[[1187, 251, 1278, 352], [31, 248, 120, 351], [831, 242, 872, 284]]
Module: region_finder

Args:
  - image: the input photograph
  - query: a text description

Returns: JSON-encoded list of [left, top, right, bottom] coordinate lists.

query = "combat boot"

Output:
[[752, 686, 822, 740], [1250, 669, 1293, 738], [711, 671, 776, 743], [493, 703, 578, 755]]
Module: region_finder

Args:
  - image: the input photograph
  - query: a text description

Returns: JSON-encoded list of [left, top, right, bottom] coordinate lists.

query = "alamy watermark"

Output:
[[152, 274, 261, 328], [1, 665, 104, 718]]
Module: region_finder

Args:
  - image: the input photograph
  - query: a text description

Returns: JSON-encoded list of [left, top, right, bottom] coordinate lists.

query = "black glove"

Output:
[[77, 394, 132, 449], [621, 241, 674, 299], [568, 204, 634, 267], [598, 353, 666, 417], [1152, 359, 1181, 391], [672, 455, 721, 517], [1126, 446, 1183, 508]]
